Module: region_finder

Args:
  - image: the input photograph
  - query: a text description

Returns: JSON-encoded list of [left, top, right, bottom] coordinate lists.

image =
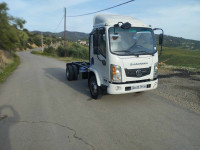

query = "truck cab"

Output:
[[88, 14, 163, 99]]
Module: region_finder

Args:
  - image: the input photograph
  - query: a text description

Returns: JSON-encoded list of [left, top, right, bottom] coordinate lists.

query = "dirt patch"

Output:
[[153, 68, 200, 113], [0, 50, 13, 70]]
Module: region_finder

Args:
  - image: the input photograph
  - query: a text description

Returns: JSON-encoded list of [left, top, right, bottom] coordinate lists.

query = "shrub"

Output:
[[56, 43, 89, 59], [44, 46, 55, 54], [57, 46, 66, 57]]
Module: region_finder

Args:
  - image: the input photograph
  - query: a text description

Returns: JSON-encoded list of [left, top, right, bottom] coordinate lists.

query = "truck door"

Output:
[[90, 28, 108, 86]]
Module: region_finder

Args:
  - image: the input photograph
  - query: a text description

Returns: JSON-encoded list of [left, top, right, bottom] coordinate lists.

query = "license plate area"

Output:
[[132, 84, 147, 90]]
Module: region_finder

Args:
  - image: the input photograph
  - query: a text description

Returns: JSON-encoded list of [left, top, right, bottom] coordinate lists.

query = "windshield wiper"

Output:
[[113, 50, 131, 52], [132, 50, 154, 56], [113, 50, 139, 56]]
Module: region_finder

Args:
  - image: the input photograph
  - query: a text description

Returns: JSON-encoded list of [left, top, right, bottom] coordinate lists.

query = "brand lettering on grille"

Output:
[[130, 62, 148, 66]]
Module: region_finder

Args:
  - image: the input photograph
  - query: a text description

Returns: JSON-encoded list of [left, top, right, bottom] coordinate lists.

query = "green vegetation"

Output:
[[0, 2, 26, 51], [56, 42, 88, 59], [1, 2, 199, 77], [31, 50, 87, 62], [41, 31, 89, 42], [159, 47, 200, 71], [31, 41, 89, 60], [155, 35, 200, 51], [31, 50, 52, 57], [0, 2, 60, 51], [0, 2, 61, 84], [32, 43, 200, 71], [0, 52, 20, 83], [43, 32, 200, 51]]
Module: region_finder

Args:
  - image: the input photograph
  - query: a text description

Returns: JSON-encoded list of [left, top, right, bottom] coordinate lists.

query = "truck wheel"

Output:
[[89, 76, 99, 99], [72, 65, 78, 80], [136, 92, 143, 94], [66, 65, 74, 81]]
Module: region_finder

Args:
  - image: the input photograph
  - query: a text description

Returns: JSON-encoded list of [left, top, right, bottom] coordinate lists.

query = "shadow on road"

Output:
[[43, 67, 150, 101], [0, 105, 20, 150], [43, 68, 91, 97]]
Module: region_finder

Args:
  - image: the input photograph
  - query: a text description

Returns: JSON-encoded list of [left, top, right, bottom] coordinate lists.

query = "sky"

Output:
[[2, 0, 200, 41]]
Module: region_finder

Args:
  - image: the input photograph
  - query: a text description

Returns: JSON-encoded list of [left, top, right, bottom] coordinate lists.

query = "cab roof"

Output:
[[93, 14, 149, 28]]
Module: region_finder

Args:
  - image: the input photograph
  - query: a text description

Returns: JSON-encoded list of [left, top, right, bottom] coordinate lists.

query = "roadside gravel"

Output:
[[152, 68, 200, 113]]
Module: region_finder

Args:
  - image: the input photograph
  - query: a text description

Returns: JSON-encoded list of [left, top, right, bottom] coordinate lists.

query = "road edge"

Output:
[[0, 53, 20, 84]]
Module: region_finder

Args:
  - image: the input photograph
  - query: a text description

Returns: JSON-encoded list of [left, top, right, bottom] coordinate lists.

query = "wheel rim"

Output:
[[90, 81, 97, 96], [66, 69, 69, 79]]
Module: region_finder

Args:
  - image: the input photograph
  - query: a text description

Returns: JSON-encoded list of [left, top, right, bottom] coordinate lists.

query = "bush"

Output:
[[44, 46, 55, 54], [32, 36, 41, 47], [56, 43, 89, 59], [57, 46, 66, 57]]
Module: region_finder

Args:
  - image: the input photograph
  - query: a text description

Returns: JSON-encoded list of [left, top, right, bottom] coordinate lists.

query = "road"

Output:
[[0, 50, 200, 150]]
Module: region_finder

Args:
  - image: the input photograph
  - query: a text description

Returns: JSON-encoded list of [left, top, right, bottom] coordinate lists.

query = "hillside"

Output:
[[32, 31, 88, 41], [35, 31, 200, 50], [155, 35, 200, 50]]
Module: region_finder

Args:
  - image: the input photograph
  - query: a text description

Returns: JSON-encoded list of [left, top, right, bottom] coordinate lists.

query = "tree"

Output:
[[0, 2, 26, 51]]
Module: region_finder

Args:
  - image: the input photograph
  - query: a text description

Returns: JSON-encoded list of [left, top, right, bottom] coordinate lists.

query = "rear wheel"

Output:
[[136, 91, 143, 93], [72, 65, 78, 80], [66, 65, 74, 81], [89, 76, 99, 99]]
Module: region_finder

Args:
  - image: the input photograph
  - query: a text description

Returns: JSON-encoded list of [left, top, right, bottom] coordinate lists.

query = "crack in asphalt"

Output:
[[0, 115, 8, 121], [1, 119, 95, 150]]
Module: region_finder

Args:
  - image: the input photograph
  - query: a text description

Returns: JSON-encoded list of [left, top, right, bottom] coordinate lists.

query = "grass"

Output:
[[31, 50, 88, 62], [31, 50, 52, 56], [0, 53, 20, 83], [158, 47, 200, 72], [31, 47, 200, 72]]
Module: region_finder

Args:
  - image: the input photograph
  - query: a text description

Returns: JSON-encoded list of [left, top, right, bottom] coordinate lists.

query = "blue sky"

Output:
[[2, 0, 200, 40]]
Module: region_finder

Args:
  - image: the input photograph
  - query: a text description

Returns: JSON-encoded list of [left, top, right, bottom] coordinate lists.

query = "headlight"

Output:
[[110, 64, 122, 83], [154, 62, 158, 79]]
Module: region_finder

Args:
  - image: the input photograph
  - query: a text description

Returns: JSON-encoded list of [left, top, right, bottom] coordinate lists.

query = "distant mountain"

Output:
[[32, 31, 200, 50], [32, 31, 89, 41], [155, 35, 200, 50]]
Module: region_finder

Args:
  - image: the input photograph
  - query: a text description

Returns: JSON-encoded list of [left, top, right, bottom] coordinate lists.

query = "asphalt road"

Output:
[[0, 50, 200, 150]]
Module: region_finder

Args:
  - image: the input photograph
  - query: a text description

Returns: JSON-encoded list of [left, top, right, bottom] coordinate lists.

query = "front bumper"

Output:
[[107, 79, 158, 94]]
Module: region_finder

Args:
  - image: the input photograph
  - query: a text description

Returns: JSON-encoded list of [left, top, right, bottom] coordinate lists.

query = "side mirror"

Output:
[[153, 28, 164, 57], [159, 33, 163, 45]]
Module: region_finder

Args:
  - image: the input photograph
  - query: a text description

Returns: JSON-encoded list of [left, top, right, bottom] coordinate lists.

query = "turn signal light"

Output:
[[112, 66, 116, 75]]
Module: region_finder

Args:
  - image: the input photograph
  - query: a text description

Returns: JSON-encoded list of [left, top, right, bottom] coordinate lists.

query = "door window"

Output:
[[92, 28, 106, 58]]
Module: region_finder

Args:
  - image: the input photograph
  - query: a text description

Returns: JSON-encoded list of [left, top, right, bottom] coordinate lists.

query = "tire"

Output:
[[89, 76, 99, 99], [66, 65, 74, 81], [136, 91, 144, 94], [72, 65, 78, 80]]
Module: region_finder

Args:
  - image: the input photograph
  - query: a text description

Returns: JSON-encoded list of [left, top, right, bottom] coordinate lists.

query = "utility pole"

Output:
[[64, 7, 66, 48], [41, 32, 44, 52]]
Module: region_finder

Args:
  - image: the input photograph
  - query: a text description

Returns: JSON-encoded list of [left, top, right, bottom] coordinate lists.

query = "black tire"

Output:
[[72, 65, 78, 80], [136, 91, 144, 94], [89, 76, 99, 99], [66, 65, 74, 81]]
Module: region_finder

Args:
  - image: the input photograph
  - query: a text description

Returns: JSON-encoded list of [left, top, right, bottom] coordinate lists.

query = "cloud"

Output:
[[4, 0, 200, 40], [129, 3, 200, 40], [5, 0, 93, 31]]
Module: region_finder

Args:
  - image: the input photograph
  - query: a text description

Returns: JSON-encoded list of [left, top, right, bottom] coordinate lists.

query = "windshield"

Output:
[[109, 27, 156, 56]]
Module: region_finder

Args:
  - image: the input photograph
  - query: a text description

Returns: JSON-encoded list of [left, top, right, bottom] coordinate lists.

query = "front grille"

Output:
[[125, 67, 151, 77]]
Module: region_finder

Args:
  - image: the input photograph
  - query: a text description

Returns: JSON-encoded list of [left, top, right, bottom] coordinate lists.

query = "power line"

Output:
[[52, 0, 134, 31], [66, 0, 135, 17], [54, 16, 64, 32]]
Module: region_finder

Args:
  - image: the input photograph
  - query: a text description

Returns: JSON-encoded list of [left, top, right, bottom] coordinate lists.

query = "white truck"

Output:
[[66, 14, 164, 99]]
